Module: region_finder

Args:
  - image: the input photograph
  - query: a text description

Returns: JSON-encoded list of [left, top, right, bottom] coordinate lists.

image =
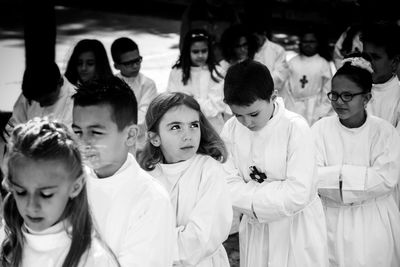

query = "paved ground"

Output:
[[0, 4, 181, 112]]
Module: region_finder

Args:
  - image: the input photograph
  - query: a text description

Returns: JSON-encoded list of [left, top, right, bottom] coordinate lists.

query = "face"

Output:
[[153, 105, 201, 164], [10, 157, 82, 232], [300, 33, 318, 57], [330, 75, 370, 127], [77, 51, 97, 83], [233, 37, 249, 62], [230, 98, 274, 131], [73, 104, 135, 178], [115, 50, 142, 78], [190, 41, 208, 67], [32, 85, 61, 107], [363, 42, 397, 84]]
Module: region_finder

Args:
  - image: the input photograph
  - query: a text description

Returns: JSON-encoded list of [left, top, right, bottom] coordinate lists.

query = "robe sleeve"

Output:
[[174, 161, 232, 266], [196, 76, 227, 118], [137, 78, 158, 126], [251, 120, 318, 223], [3, 94, 29, 142], [314, 61, 333, 121], [271, 48, 289, 91], [340, 128, 400, 203], [166, 68, 181, 93], [118, 191, 175, 267]]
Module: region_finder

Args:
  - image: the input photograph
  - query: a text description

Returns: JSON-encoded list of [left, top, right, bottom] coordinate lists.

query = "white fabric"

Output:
[[220, 98, 328, 267], [333, 27, 363, 69], [166, 66, 231, 133], [254, 39, 289, 91], [312, 114, 400, 267], [149, 154, 232, 267], [282, 54, 333, 125], [3, 76, 76, 140], [86, 153, 175, 267], [12, 221, 117, 267]]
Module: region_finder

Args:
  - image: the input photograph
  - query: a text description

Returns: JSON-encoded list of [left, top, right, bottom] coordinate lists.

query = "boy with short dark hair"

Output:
[[111, 37, 158, 152], [221, 60, 328, 267], [72, 76, 174, 267]]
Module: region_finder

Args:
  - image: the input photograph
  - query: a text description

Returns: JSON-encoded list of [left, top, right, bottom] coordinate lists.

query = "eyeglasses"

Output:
[[191, 33, 208, 39], [327, 91, 366, 102], [119, 56, 143, 67]]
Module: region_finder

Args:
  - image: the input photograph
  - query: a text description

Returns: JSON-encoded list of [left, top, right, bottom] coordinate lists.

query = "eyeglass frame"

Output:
[[327, 91, 367, 102], [119, 56, 143, 67]]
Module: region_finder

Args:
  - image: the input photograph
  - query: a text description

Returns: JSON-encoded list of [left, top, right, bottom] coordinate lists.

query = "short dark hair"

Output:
[[22, 62, 61, 100], [220, 23, 257, 62], [224, 59, 274, 106], [333, 52, 373, 94], [361, 21, 400, 58], [111, 37, 139, 63], [72, 76, 138, 130]]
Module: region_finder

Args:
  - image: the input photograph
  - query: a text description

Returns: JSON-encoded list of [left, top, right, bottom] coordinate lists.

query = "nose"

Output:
[[241, 116, 252, 128], [26, 195, 40, 213], [182, 128, 192, 141]]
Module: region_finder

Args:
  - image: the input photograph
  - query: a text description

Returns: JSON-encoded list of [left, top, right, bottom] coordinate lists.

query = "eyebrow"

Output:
[[10, 180, 58, 190], [71, 124, 106, 129], [166, 120, 200, 126]]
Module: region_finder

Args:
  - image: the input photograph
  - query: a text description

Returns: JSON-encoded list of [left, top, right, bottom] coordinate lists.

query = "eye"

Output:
[[40, 192, 54, 199], [170, 124, 180, 130], [73, 129, 82, 137], [92, 130, 103, 136], [250, 113, 259, 117], [191, 122, 200, 128]]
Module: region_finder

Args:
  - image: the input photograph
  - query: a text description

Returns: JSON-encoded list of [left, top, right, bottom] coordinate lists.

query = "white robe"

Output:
[[149, 154, 232, 267], [86, 153, 175, 267], [3, 76, 75, 140], [254, 38, 289, 91], [8, 221, 118, 267], [116, 72, 158, 151], [282, 54, 333, 125], [166, 66, 231, 133], [220, 97, 328, 267], [312, 114, 400, 267]]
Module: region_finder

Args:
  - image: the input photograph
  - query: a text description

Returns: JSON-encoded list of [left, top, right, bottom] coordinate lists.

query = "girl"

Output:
[[219, 23, 257, 73], [0, 117, 119, 267], [166, 29, 230, 133], [139, 92, 232, 267], [64, 39, 113, 86], [312, 53, 400, 266], [282, 28, 333, 125]]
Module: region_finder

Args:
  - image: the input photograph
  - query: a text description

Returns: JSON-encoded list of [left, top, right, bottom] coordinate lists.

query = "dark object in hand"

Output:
[[249, 166, 267, 183]]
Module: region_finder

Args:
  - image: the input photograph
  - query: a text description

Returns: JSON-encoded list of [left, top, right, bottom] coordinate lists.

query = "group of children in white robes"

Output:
[[1, 20, 400, 267]]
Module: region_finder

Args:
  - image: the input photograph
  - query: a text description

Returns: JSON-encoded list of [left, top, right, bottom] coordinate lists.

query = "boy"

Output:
[[362, 21, 400, 207], [72, 77, 174, 267], [3, 62, 75, 141], [220, 60, 328, 267], [111, 37, 158, 153]]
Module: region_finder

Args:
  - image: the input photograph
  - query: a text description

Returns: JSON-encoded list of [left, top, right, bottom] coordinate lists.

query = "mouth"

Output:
[[26, 215, 44, 223], [180, 146, 194, 150]]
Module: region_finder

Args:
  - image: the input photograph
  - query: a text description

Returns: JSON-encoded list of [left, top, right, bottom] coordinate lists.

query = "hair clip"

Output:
[[341, 57, 374, 74]]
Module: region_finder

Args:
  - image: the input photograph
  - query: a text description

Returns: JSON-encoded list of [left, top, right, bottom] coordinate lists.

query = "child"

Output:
[[167, 28, 230, 133], [111, 37, 158, 153], [219, 23, 257, 73], [362, 21, 400, 207], [252, 25, 289, 93], [3, 62, 76, 142], [221, 60, 328, 267], [0, 117, 119, 267], [332, 23, 363, 69], [282, 28, 333, 125], [312, 53, 400, 267], [71, 77, 174, 267], [64, 39, 114, 86], [139, 92, 233, 266]]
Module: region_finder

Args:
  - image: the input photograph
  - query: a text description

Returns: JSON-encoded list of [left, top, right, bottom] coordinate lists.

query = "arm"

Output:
[[196, 77, 227, 118], [250, 121, 318, 223], [137, 79, 158, 126], [174, 163, 232, 266], [314, 62, 333, 121], [166, 68, 182, 93], [340, 129, 400, 203], [271, 48, 289, 91], [3, 94, 29, 142]]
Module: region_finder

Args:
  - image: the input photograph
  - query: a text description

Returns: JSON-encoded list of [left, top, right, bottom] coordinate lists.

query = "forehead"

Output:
[[363, 42, 388, 57], [11, 157, 71, 187], [73, 104, 117, 128], [302, 33, 317, 41], [190, 41, 208, 50], [78, 51, 95, 60], [332, 75, 362, 92], [160, 105, 199, 124], [230, 99, 270, 115], [119, 50, 140, 62]]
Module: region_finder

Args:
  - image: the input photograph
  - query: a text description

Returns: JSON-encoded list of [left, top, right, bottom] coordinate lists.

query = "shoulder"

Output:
[[82, 237, 119, 267], [368, 115, 399, 135], [139, 73, 156, 85], [311, 115, 336, 134]]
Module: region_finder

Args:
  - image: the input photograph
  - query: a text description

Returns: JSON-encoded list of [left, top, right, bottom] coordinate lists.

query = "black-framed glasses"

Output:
[[327, 91, 366, 102], [119, 56, 143, 67], [191, 33, 208, 39]]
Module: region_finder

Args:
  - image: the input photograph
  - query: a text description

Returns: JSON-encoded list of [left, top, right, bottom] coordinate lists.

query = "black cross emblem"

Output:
[[300, 75, 308, 88]]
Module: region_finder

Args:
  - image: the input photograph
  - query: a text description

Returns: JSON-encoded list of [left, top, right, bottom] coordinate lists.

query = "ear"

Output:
[[148, 131, 161, 147], [391, 55, 400, 73], [69, 175, 85, 199], [364, 92, 372, 104], [125, 124, 139, 147], [270, 89, 278, 101]]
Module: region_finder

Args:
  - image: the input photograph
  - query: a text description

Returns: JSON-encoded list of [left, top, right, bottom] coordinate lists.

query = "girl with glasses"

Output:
[[312, 52, 400, 267]]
